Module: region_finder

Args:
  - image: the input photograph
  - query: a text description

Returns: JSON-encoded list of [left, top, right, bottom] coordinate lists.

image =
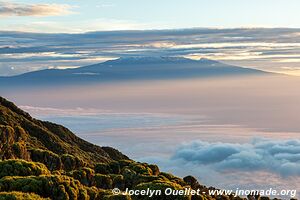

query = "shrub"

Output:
[[0, 175, 89, 200], [132, 175, 164, 187], [121, 167, 137, 189], [95, 174, 113, 189], [0, 159, 50, 178], [29, 148, 62, 171], [183, 176, 200, 189], [68, 167, 95, 186], [128, 163, 152, 175], [11, 141, 30, 160], [0, 126, 30, 160], [103, 194, 132, 200], [109, 161, 121, 174], [110, 174, 125, 190], [61, 154, 85, 171], [160, 172, 187, 186], [97, 189, 113, 199], [148, 164, 160, 176], [0, 191, 49, 200], [95, 163, 110, 174], [118, 160, 133, 169]]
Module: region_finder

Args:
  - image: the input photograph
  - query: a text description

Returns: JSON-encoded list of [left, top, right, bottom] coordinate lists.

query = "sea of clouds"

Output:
[[171, 138, 300, 177]]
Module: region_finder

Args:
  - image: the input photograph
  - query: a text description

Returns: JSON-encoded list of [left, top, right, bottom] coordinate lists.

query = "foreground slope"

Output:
[[0, 96, 127, 171]]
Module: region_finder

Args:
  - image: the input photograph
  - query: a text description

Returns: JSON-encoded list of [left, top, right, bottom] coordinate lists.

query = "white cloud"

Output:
[[0, 1, 72, 17], [96, 3, 115, 8]]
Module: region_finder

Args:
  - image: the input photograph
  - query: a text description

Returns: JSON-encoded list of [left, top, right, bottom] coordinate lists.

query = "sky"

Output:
[[1, 1, 300, 76], [1, 28, 300, 76], [1, 0, 300, 33]]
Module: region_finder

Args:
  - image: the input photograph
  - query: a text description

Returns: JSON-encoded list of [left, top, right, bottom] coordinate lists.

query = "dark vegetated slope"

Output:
[[0, 96, 127, 171]]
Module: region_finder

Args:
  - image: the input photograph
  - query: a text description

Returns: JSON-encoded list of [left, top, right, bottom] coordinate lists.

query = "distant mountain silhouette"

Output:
[[0, 57, 270, 87]]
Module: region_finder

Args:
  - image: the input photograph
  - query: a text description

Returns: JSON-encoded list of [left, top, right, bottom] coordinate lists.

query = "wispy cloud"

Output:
[[0, 1, 72, 17], [96, 3, 115, 8]]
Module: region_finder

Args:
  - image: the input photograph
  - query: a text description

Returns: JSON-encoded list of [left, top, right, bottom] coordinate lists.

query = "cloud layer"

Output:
[[0, 2, 71, 17], [172, 138, 300, 177]]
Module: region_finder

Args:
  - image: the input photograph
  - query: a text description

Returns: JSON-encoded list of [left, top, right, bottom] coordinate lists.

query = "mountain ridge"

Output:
[[0, 57, 271, 87], [0, 96, 128, 171]]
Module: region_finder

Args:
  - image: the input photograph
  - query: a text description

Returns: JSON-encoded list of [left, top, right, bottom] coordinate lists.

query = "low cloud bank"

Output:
[[172, 138, 300, 177]]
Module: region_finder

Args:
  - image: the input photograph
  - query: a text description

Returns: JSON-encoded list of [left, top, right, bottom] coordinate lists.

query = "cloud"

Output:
[[0, 1, 72, 17], [2, 28, 300, 75], [96, 4, 115, 8], [171, 138, 300, 177]]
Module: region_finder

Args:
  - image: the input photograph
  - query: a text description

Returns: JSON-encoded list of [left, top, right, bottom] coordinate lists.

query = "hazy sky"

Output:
[[0, 0, 300, 33]]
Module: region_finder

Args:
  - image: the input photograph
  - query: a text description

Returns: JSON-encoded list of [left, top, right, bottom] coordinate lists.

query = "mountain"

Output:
[[0, 57, 270, 87]]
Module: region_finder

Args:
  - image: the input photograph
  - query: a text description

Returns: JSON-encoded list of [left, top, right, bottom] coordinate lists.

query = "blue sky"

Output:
[[1, 0, 300, 32]]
